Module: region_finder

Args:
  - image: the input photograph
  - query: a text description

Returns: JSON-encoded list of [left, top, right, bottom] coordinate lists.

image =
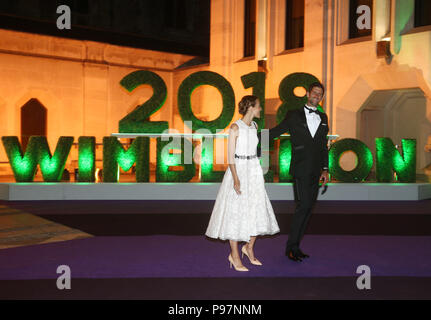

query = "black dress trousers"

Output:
[[285, 174, 320, 253]]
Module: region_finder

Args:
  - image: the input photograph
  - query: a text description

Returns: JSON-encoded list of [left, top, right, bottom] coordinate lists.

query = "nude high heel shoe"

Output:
[[241, 245, 263, 266], [228, 254, 249, 272]]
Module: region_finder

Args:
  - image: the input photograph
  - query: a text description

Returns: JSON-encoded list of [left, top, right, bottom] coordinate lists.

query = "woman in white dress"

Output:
[[205, 95, 280, 271]]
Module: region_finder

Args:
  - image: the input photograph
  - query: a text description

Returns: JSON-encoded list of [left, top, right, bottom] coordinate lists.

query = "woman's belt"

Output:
[[234, 154, 257, 160]]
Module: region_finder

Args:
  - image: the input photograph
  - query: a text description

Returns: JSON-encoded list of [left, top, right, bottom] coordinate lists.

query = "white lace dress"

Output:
[[205, 119, 280, 242]]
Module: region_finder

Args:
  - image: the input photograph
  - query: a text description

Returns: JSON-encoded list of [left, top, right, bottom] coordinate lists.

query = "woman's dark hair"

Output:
[[238, 95, 259, 115], [308, 82, 325, 95]]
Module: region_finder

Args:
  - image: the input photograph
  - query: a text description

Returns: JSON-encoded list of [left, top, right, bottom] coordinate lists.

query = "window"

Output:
[[285, 0, 304, 50], [414, 0, 431, 28], [244, 0, 256, 57], [58, 0, 89, 14], [166, 0, 188, 30], [21, 99, 47, 152], [349, 0, 372, 39]]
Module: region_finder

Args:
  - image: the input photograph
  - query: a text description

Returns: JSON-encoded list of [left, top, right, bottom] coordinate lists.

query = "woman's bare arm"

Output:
[[227, 123, 241, 194]]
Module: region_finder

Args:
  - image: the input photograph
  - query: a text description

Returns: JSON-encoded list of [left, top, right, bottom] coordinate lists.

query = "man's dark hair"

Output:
[[308, 82, 325, 95]]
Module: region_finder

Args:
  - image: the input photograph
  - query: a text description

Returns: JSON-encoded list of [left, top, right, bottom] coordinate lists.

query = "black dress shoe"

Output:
[[286, 250, 302, 262], [298, 250, 310, 258]]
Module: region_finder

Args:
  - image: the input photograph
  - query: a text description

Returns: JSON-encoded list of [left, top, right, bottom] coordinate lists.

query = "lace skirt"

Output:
[[205, 159, 280, 242]]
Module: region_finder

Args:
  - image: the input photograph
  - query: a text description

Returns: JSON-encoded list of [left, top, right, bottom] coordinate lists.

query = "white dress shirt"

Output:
[[304, 104, 321, 138]]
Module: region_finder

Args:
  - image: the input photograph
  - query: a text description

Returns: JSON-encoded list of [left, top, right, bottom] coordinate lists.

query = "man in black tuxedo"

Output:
[[259, 82, 329, 262]]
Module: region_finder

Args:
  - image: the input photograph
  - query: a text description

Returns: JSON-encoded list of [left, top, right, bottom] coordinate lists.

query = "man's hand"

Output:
[[320, 170, 329, 187]]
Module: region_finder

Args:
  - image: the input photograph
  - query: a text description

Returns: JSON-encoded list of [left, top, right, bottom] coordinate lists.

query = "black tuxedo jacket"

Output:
[[259, 108, 329, 177]]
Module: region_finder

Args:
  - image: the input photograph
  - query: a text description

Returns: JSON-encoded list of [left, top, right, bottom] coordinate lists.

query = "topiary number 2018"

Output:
[[119, 70, 326, 132]]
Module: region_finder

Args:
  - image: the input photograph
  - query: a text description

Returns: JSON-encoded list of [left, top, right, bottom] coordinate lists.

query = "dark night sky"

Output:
[[0, 0, 211, 57]]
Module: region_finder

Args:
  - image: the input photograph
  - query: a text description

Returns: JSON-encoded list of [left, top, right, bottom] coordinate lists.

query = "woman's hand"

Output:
[[233, 178, 241, 195]]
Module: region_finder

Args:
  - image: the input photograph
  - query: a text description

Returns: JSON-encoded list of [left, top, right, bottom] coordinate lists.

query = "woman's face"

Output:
[[251, 99, 262, 118]]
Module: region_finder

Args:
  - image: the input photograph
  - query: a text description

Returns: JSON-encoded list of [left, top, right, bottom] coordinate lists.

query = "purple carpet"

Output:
[[1, 235, 430, 280]]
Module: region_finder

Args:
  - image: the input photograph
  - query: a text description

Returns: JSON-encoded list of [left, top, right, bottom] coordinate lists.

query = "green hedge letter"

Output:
[[200, 136, 224, 182], [375, 138, 416, 182], [78, 136, 96, 182], [329, 138, 373, 182], [178, 71, 235, 133], [278, 137, 293, 182], [103, 137, 149, 182], [241, 72, 266, 129], [2, 136, 73, 182], [119, 70, 169, 134], [156, 137, 196, 182]]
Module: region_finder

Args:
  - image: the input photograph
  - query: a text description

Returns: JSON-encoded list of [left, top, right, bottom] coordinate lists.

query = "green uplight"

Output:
[[279, 138, 293, 182], [78, 137, 95, 182], [37, 137, 74, 182], [12, 153, 35, 180], [200, 137, 224, 182], [156, 137, 196, 182], [118, 150, 136, 170]]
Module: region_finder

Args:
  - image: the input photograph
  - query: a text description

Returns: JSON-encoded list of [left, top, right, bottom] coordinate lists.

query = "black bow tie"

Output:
[[305, 106, 319, 114]]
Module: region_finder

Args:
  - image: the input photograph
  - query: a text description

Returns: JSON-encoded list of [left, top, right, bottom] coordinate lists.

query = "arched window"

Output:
[[20, 98, 47, 151]]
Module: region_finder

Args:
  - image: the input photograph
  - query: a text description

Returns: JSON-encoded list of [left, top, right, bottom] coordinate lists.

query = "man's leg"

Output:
[[297, 175, 320, 244], [285, 175, 314, 254]]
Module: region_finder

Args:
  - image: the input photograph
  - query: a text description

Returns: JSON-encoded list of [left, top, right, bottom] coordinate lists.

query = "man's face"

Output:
[[306, 87, 324, 107]]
